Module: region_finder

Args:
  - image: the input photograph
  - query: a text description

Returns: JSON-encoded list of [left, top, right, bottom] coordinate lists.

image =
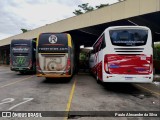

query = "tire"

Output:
[[46, 77, 51, 80], [96, 73, 101, 84], [33, 63, 36, 73], [20, 71, 25, 74]]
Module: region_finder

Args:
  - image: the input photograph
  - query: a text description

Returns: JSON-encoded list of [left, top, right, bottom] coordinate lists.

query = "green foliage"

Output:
[[78, 3, 94, 12], [154, 44, 160, 48], [95, 4, 109, 9], [73, 1, 125, 15], [73, 9, 83, 16], [73, 3, 108, 15], [79, 52, 87, 61], [154, 44, 160, 60], [21, 29, 28, 33]]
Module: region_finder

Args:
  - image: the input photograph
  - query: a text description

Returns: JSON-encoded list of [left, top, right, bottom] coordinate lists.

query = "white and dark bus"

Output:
[[89, 26, 153, 83], [36, 33, 74, 79], [10, 39, 36, 74]]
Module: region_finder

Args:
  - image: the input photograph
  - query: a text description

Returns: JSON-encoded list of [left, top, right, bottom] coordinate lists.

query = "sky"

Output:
[[0, 0, 120, 40]]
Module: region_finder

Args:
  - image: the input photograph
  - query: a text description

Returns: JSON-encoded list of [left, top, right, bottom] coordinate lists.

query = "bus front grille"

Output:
[[114, 48, 144, 53]]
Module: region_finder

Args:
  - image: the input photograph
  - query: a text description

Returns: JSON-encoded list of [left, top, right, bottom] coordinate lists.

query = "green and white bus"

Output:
[[10, 39, 36, 74]]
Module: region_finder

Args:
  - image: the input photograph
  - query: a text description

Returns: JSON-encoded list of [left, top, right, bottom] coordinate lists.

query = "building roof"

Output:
[[0, 0, 159, 46]]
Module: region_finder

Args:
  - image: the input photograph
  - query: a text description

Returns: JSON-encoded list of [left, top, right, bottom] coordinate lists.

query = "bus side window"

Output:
[[100, 35, 106, 50], [96, 38, 103, 53], [93, 46, 96, 54]]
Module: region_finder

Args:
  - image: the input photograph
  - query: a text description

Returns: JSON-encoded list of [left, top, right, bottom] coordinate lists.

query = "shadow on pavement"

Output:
[[102, 83, 152, 96], [17, 72, 36, 76], [102, 83, 140, 94], [42, 77, 72, 84]]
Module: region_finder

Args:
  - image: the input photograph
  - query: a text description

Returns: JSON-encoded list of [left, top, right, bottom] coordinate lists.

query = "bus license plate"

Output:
[[141, 56, 146, 60], [125, 77, 133, 80]]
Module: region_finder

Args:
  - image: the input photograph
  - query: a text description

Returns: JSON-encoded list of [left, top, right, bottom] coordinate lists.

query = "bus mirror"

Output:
[[80, 45, 84, 49]]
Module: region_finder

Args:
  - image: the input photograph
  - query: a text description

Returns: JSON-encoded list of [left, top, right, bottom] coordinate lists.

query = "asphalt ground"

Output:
[[0, 66, 159, 120]]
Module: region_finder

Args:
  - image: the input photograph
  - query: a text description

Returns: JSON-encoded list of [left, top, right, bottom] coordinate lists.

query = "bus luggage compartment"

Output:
[[106, 54, 152, 75], [41, 54, 68, 74]]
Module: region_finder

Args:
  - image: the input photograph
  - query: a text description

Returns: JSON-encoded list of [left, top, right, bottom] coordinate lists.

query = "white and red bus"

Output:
[[89, 26, 153, 83], [36, 33, 75, 79]]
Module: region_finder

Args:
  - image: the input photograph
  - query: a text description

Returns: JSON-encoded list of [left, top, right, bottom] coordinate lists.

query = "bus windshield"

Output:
[[38, 33, 68, 53], [11, 41, 30, 54], [12, 47, 30, 53], [110, 29, 148, 46]]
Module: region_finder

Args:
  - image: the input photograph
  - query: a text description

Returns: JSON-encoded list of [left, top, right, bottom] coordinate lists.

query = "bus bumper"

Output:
[[102, 73, 153, 83], [36, 74, 72, 78], [11, 67, 31, 71]]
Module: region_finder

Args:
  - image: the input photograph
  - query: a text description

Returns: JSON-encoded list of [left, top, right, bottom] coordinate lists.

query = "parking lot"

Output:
[[0, 66, 159, 120]]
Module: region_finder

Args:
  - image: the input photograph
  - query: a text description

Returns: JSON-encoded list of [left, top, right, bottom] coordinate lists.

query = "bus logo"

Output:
[[16, 57, 26, 65], [49, 35, 57, 44]]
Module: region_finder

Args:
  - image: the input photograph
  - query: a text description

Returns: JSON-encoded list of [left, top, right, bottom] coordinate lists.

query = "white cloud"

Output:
[[0, 33, 13, 40], [0, 0, 119, 40], [3, 0, 77, 29]]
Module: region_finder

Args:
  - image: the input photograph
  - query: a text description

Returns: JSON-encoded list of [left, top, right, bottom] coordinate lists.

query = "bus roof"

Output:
[[11, 39, 33, 47], [92, 26, 150, 47]]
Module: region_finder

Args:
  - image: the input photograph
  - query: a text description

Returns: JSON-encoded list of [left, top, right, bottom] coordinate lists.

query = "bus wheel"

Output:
[[20, 71, 24, 74], [46, 77, 51, 80], [96, 73, 101, 84]]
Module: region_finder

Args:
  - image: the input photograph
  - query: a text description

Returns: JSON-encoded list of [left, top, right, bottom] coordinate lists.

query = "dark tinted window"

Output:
[[11, 40, 31, 53], [110, 29, 148, 46], [100, 35, 106, 50], [38, 33, 68, 53], [11, 40, 30, 47], [93, 34, 106, 53]]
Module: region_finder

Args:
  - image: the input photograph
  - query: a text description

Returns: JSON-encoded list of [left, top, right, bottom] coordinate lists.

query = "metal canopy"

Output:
[[68, 11, 160, 47]]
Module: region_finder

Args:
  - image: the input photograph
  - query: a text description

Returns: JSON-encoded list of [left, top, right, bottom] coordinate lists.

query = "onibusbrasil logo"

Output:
[[48, 35, 57, 44]]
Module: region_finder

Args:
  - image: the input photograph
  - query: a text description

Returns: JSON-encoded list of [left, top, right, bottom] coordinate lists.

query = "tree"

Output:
[[73, 1, 125, 15], [73, 3, 94, 15], [95, 4, 109, 9], [73, 3, 109, 15], [78, 3, 94, 12], [154, 44, 160, 60], [21, 28, 28, 33], [73, 10, 83, 16]]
